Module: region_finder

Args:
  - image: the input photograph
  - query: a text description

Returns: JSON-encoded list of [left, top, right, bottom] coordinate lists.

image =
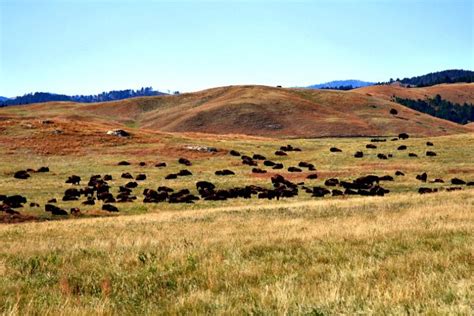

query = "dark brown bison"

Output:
[[178, 158, 192, 166], [14, 170, 30, 180]]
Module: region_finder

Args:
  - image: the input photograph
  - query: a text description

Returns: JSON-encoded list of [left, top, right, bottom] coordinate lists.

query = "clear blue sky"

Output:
[[1, 0, 472, 97]]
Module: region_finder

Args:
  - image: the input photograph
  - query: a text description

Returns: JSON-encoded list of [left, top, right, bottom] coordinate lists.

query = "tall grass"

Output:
[[0, 191, 472, 314]]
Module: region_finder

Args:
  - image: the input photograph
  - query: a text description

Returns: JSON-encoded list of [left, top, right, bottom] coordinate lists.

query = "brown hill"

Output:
[[0, 85, 471, 138], [354, 83, 474, 104]]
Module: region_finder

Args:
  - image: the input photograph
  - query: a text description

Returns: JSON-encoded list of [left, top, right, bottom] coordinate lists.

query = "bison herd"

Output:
[[1, 133, 473, 219]]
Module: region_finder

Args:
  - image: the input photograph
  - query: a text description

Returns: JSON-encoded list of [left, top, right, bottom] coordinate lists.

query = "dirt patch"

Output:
[[0, 213, 42, 224]]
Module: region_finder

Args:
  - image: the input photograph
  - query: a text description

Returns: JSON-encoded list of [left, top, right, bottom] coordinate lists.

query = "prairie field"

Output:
[[0, 191, 473, 314], [0, 118, 473, 314]]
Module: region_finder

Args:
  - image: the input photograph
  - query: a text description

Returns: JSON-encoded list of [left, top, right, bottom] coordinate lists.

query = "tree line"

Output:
[[0, 87, 168, 107], [393, 94, 474, 125]]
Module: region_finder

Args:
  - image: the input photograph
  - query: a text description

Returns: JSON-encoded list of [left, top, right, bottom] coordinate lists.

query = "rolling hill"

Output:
[[354, 83, 474, 105], [1, 85, 471, 138]]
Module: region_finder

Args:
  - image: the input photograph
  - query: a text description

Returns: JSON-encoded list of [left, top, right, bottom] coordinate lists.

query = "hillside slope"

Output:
[[0, 85, 471, 138], [354, 83, 474, 104]]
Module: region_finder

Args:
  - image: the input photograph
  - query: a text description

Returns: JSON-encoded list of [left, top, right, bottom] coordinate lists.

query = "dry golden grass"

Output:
[[1, 84, 471, 138], [0, 191, 472, 314], [0, 109, 473, 314], [354, 83, 474, 104]]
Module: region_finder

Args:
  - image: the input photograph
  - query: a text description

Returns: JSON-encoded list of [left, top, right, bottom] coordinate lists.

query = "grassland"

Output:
[[0, 109, 473, 314], [355, 83, 474, 105], [2, 85, 471, 138], [1, 191, 473, 314]]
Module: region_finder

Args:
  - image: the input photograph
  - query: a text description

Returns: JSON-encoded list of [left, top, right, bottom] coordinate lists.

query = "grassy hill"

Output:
[[354, 83, 474, 105], [1, 85, 471, 138]]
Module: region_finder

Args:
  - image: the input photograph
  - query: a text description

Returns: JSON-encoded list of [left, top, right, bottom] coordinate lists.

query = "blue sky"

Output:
[[1, 0, 472, 97]]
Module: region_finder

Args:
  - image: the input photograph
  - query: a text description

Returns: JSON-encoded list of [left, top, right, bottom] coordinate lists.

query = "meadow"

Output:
[[0, 125, 473, 314]]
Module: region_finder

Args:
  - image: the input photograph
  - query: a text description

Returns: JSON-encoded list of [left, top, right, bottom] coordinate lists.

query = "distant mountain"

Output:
[[307, 80, 374, 90], [0, 96, 9, 102], [0, 87, 167, 107], [395, 69, 473, 87]]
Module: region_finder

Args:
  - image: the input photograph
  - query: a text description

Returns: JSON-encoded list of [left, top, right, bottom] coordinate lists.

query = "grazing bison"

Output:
[[408, 153, 418, 157], [196, 181, 215, 191], [272, 163, 284, 170], [121, 172, 134, 179], [288, 167, 302, 172], [451, 178, 466, 185], [426, 142, 434, 146], [446, 187, 463, 192], [280, 145, 301, 152], [215, 169, 235, 176], [118, 161, 131, 166], [395, 171, 405, 176], [354, 151, 364, 158], [324, 178, 339, 186], [14, 170, 30, 180], [36, 166, 49, 173], [390, 108, 398, 115], [416, 172, 428, 182], [366, 144, 377, 149], [252, 154, 266, 160], [143, 189, 168, 203], [66, 175, 81, 185], [135, 174, 147, 181], [264, 160, 276, 167], [418, 187, 437, 194], [63, 188, 80, 201], [165, 174, 178, 180], [377, 153, 388, 160], [426, 151, 437, 157], [82, 198, 95, 205], [332, 189, 344, 196], [102, 204, 119, 212], [178, 158, 192, 166], [252, 168, 267, 174], [177, 169, 193, 176], [306, 174, 318, 180], [155, 162, 167, 168], [103, 175, 113, 181], [45, 204, 68, 215], [158, 186, 174, 193], [139, 162, 146, 166], [431, 178, 444, 183], [48, 198, 57, 203], [330, 147, 342, 153], [398, 133, 409, 140], [229, 150, 241, 157], [125, 181, 138, 188], [4, 195, 27, 208], [241, 156, 258, 166], [371, 139, 386, 142], [312, 187, 331, 197], [29, 202, 40, 208], [397, 145, 407, 150], [274, 150, 287, 156]]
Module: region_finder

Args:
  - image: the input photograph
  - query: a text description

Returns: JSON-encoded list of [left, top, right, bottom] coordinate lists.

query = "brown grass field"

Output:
[[2, 85, 471, 138], [0, 85, 473, 314], [354, 83, 474, 105]]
